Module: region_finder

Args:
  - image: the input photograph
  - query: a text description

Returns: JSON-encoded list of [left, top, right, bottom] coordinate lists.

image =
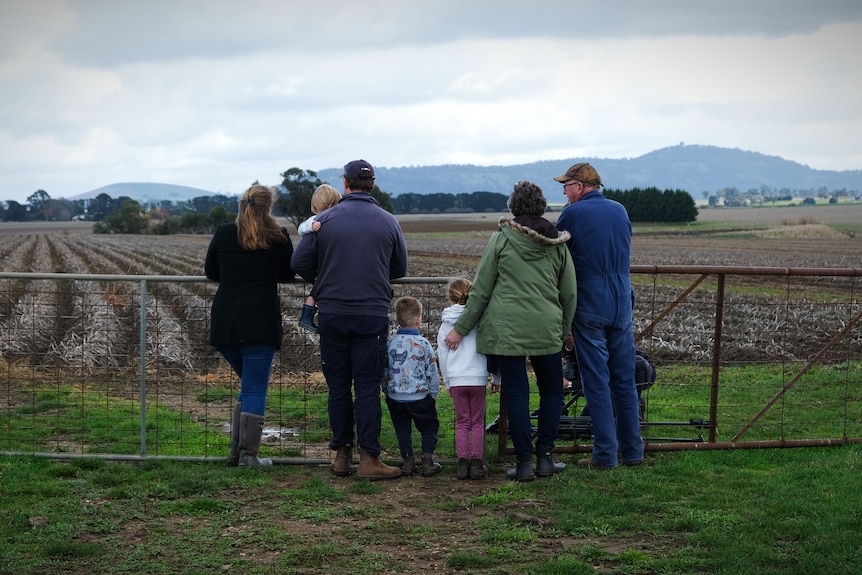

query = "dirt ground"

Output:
[[179, 458, 675, 574]]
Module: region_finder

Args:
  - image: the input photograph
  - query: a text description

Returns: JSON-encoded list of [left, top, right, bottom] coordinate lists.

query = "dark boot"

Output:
[[356, 448, 401, 480], [401, 455, 417, 476], [506, 453, 535, 482], [456, 458, 469, 480], [298, 304, 318, 333], [330, 445, 353, 476], [535, 451, 566, 477], [468, 458, 487, 480], [238, 413, 273, 468], [226, 401, 242, 467], [421, 455, 442, 477]]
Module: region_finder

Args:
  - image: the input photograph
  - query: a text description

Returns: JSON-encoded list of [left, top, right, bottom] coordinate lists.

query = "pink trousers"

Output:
[[450, 386, 487, 460]]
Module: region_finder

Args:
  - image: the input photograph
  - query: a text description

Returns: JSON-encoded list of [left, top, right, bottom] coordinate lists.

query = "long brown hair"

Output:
[[235, 185, 287, 250]]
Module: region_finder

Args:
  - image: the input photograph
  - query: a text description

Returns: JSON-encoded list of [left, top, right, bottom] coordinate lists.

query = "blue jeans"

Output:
[[215, 344, 276, 416], [495, 353, 563, 457], [572, 301, 644, 466], [317, 313, 388, 457]]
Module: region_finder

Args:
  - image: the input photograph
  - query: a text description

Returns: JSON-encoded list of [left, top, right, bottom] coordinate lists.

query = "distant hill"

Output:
[[316, 144, 862, 197], [69, 182, 224, 204], [68, 145, 862, 204]]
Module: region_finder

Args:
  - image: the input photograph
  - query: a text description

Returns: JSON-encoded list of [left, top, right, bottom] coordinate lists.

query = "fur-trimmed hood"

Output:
[[452, 215, 578, 358], [498, 216, 571, 247]]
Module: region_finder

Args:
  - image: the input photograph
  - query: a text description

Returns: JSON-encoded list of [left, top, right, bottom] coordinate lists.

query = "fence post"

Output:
[[708, 273, 725, 444], [140, 279, 147, 456]]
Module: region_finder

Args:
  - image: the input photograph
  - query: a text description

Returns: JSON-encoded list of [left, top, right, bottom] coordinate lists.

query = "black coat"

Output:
[[205, 223, 295, 348]]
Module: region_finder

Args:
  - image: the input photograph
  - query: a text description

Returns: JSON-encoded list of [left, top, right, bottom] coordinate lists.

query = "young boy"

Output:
[[383, 296, 442, 477], [297, 184, 341, 332]]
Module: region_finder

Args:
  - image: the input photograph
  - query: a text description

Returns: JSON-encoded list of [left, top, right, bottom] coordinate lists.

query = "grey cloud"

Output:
[[35, 0, 862, 67]]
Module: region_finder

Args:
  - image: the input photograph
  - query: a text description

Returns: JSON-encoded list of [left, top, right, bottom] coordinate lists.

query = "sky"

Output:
[[1, 0, 861, 203]]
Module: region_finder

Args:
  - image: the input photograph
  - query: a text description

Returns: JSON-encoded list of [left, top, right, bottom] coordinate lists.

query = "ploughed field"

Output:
[[401, 207, 862, 277], [0, 204, 859, 370]]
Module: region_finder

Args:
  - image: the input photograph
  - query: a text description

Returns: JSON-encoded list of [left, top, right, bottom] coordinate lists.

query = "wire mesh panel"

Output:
[[0, 262, 860, 461]]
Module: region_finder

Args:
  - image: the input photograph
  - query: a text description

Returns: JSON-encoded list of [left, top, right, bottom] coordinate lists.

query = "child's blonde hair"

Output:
[[311, 184, 341, 215], [394, 296, 422, 328], [446, 277, 472, 305]]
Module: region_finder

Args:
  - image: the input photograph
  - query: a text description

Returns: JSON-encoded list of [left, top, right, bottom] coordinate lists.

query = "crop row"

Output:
[[0, 233, 860, 374]]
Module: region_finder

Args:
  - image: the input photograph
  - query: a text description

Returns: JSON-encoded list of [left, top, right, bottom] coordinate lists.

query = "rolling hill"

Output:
[[71, 145, 862, 203], [317, 145, 862, 197], [69, 182, 228, 204]]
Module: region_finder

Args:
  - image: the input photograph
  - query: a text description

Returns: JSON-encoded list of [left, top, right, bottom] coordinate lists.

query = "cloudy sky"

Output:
[[1, 0, 861, 203]]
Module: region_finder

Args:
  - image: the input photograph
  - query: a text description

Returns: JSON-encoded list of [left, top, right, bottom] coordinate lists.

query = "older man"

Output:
[[554, 163, 644, 469]]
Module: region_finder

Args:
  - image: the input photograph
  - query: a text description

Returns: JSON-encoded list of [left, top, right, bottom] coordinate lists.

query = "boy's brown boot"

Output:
[[421, 455, 442, 477], [330, 445, 353, 476], [401, 455, 418, 476], [356, 448, 401, 480]]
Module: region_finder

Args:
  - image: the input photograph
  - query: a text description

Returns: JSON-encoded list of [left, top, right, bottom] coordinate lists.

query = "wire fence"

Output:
[[1, 268, 860, 462]]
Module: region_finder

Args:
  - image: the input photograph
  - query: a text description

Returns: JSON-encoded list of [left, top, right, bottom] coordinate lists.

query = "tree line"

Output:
[[6, 168, 699, 234], [604, 187, 698, 223]]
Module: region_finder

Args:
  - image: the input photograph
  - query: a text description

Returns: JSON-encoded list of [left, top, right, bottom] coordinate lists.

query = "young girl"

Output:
[[436, 278, 498, 479], [297, 184, 341, 332]]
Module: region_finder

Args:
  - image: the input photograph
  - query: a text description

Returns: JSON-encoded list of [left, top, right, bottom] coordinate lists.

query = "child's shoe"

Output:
[[421, 455, 442, 477], [298, 304, 318, 333], [456, 458, 469, 480], [401, 455, 417, 476], [468, 458, 487, 480]]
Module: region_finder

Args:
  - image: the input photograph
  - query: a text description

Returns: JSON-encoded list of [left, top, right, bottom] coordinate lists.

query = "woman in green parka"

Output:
[[443, 180, 577, 481]]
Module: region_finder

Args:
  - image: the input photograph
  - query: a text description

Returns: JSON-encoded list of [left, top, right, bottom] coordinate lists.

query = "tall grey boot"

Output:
[[227, 401, 242, 466], [238, 412, 273, 468]]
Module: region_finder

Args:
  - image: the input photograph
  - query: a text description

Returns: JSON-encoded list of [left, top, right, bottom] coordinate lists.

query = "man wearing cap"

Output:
[[554, 163, 644, 470], [291, 159, 408, 480]]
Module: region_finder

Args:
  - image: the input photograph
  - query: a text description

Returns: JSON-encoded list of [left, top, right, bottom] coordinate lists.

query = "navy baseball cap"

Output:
[[342, 159, 375, 180]]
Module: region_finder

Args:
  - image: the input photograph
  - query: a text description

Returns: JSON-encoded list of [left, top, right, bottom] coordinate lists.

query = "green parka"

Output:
[[453, 218, 577, 356]]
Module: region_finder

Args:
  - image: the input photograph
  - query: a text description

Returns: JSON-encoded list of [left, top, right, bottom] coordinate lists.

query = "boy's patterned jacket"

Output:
[[383, 328, 439, 402]]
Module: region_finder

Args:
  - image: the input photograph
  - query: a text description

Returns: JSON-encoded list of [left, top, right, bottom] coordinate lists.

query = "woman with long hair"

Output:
[[205, 185, 295, 467]]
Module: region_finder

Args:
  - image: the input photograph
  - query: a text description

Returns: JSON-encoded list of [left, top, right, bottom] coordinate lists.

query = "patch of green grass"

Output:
[[2, 446, 861, 574], [446, 550, 497, 570], [1, 359, 860, 574], [195, 386, 234, 404], [643, 362, 862, 442]]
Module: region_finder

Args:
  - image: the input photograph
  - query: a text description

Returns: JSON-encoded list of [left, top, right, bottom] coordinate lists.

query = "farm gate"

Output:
[[0, 268, 860, 463]]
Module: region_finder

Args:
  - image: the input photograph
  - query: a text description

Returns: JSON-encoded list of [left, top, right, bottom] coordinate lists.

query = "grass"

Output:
[[1, 446, 859, 574], [1, 379, 495, 460], [3, 361, 858, 458], [642, 362, 862, 442], [2, 361, 861, 573]]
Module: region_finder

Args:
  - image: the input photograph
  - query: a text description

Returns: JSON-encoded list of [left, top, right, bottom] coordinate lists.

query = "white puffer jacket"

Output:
[[436, 304, 491, 389]]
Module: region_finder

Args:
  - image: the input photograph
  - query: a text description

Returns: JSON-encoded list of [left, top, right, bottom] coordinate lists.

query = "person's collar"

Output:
[[396, 327, 420, 335], [512, 215, 558, 238]]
